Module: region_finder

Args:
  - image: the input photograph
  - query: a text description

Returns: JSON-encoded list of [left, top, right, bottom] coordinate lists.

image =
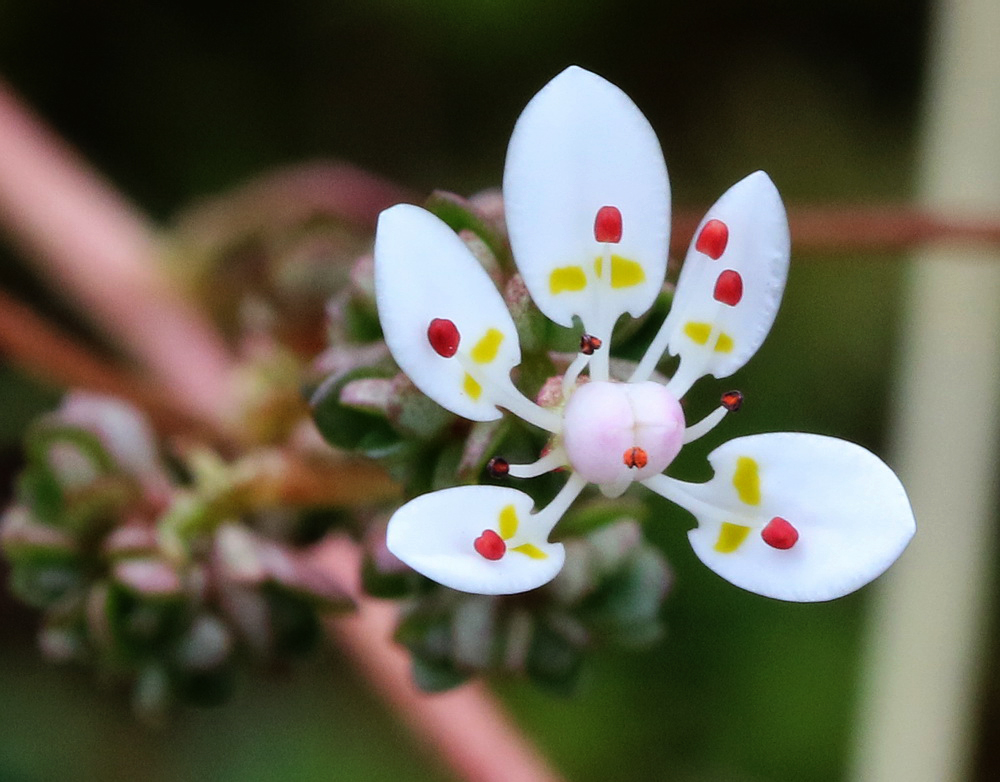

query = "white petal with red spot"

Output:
[[385, 485, 566, 595], [661, 171, 789, 384], [375, 204, 521, 421], [503, 66, 670, 334], [649, 432, 915, 602]]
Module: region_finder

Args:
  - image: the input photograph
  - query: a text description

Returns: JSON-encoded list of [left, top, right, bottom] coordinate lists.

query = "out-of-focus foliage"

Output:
[[0, 393, 354, 721]]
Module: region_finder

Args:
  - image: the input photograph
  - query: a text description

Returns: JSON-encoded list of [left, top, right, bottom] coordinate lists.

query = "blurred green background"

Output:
[[0, 1, 939, 780]]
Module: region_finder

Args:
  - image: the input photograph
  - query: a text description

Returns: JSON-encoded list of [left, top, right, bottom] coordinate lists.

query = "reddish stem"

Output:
[[320, 537, 565, 782], [0, 288, 218, 440], [0, 78, 236, 423], [671, 205, 1000, 257]]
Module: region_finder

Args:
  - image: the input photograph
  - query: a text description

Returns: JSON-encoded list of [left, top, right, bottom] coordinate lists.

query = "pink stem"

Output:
[[672, 204, 1000, 256], [320, 537, 566, 782], [0, 78, 236, 423]]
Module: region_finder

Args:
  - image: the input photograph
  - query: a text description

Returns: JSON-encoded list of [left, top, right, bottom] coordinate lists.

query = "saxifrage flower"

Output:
[[373, 66, 915, 601]]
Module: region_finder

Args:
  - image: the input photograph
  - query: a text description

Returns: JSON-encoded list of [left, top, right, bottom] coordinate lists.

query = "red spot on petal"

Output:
[[580, 334, 603, 355], [720, 390, 744, 412], [427, 318, 460, 357], [623, 447, 648, 469], [594, 206, 623, 243], [713, 270, 743, 306], [487, 457, 510, 478], [761, 517, 799, 550], [696, 219, 729, 259], [474, 529, 506, 560]]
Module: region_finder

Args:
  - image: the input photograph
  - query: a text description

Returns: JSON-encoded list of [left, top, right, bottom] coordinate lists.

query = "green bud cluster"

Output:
[[1, 393, 352, 721]]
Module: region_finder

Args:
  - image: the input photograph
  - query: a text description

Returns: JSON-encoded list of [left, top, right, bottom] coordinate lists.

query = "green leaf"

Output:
[[16, 466, 64, 527], [0, 506, 78, 564], [343, 295, 383, 342], [526, 621, 583, 696], [579, 546, 670, 647], [555, 498, 649, 539], [264, 585, 321, 657], [310, 367, 403, 455], [104, 582, 186, 661], [425, 191, 508, 270], [8, 562, 83, 608], [360, 551, 420, 599], [410, 653, 470, 693]]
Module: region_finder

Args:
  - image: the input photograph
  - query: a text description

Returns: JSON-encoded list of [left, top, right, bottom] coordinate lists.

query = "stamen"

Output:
[[507, 448, 567, 479], [530, 472, 588, 535], [580, 334, 603, 355], [643, 473, 742, 521], [594, 206, 623, 243], [682, 405, 728, 444], [623, 447, 648, 469], [455, 353, 561, 433], [761, 517, 799, 549], [695, 219, 729, 259], [474, 529, 506, 560], [720, 390, 743, 412], [713, 270, 743, 306], [427, 318, 460, 357], [561, 351, 592, 398], [487, 457, 510, 478]]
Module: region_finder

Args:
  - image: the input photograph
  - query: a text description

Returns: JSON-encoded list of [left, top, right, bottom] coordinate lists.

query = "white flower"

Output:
[[373, 66, 915, 601]]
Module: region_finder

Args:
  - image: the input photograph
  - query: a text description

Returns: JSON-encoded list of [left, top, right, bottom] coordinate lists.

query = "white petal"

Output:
[[646, 433, 915, 602], [645, 172, 788, 391], [503, 66, 670, 335], [375, 204, 521, 421], [386, 485, 566, 595]]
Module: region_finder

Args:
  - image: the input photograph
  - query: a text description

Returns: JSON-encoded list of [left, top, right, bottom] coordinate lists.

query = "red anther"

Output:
[[761, 517, 799, 550], [594, 206, 623, 243], [486, 457, 510, 478], [623, 447, 648, 469], [427, 318, 460, 357], [474, 529, 506, 560], [720, 390, 744, 412], [580, 334, 603, 355], [713, 269, 743, 306], [695, 219, 729, 259]]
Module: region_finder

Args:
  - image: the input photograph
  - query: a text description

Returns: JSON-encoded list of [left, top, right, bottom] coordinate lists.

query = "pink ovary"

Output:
[[562, 380, 685, 486]]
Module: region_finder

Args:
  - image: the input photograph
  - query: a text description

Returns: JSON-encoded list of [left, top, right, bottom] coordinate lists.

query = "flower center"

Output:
[[562, 380, 685, 486]]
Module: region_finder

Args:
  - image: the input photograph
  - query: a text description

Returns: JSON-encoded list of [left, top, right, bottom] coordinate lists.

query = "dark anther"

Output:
[[580, 334, 603, 355], [487, 457, 510, 478], [721, 390, 743, 412]]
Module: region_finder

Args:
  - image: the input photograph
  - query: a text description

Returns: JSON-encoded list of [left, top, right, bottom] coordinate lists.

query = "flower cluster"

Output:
[[374, 67, 915, 601]]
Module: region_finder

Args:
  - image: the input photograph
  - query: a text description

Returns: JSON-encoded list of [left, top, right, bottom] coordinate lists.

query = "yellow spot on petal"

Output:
[[593, 255, 646, 288], [714, 333, 734, 353], [714, 522, 752, 553], [611, 255, 645, 288], [549, 266, 587, 294], [470, 328, 504, 364], [683, 322, 711, 345], [463, 373, 482, 400], [511, 543, 548, 560], [498, 504, 518, 540], [733, 457, 761, 506]]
